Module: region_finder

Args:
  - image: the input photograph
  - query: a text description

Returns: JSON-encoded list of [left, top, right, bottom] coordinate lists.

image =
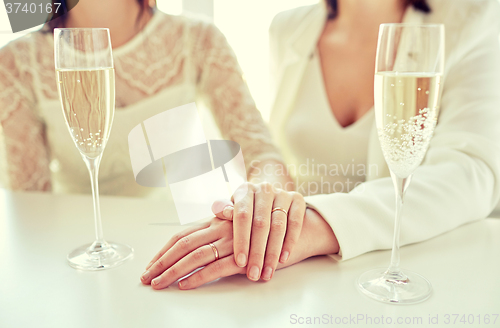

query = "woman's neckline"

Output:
[[111, 9, 164, 57], [44, 10, 165, 58]]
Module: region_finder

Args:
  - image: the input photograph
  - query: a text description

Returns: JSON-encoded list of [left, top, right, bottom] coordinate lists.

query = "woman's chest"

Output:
[[317, 35, 377, 128]]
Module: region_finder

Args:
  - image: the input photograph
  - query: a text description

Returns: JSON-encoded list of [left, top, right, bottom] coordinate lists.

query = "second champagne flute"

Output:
[[357, 24, 445, 304], [55, 28, 133, 270]]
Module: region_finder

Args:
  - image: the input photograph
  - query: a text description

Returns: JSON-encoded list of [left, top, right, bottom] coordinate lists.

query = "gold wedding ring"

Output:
[[271, 207, 288, 216], [209, 242, 219, 261]]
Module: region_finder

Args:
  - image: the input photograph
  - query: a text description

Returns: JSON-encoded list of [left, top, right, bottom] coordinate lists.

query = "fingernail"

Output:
[[262, 266, 273, 280], [152, 278, 161, 286], [280, 251, 290, 263], [141, 270, 150, 281], [248, 266, 260, 281], [223, 206, 233, 219], [236, 253, 247, 267], [179, 280, 188, 289]]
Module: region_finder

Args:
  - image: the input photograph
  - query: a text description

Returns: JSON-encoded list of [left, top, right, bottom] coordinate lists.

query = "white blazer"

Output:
[[269, 0, 500, 260]]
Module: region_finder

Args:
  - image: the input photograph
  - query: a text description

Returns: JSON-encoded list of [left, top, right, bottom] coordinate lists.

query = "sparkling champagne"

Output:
[[374, 72, 441, 178], [56, 68, 115, 158]]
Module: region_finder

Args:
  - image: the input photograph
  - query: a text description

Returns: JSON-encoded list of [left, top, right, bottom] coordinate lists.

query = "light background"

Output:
[[1, 0, 500, 120], [0, 0, 317, 121]]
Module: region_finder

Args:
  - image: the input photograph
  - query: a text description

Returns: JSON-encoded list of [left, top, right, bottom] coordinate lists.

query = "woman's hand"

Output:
[[211, 182, 306, 282], [141, 218, 245, 290]]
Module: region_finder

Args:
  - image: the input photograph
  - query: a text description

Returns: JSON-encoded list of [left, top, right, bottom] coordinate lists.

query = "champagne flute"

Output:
[[54, 28, 133, 270], [357, 24, 445, 303]]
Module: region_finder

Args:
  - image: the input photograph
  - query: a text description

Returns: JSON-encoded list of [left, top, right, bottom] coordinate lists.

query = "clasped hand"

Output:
[[140, 182, 307, 290]]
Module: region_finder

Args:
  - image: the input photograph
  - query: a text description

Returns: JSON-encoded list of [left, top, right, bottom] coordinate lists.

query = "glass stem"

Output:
[[387, 171, 412, 275], [83, 155, 105, 245]]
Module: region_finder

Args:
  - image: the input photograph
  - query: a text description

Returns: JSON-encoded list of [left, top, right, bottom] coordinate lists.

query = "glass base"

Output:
[[357, 268, 432, 304], [67, 240, 133, 271]]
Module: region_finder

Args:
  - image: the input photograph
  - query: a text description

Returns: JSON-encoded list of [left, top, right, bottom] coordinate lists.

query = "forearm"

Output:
[[301, 207, 340, 256]]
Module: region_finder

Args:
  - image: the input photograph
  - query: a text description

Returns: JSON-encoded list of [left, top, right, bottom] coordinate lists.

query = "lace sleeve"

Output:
[[192, 21, 284, 172], [0, 43, 51, 191]]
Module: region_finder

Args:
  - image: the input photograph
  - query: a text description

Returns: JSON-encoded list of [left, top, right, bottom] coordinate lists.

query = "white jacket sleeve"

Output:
[[305, 0, 500, 261]]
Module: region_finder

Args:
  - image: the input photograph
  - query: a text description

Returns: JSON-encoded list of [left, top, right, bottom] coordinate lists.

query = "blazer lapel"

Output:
[[270, 2, 327, 155]]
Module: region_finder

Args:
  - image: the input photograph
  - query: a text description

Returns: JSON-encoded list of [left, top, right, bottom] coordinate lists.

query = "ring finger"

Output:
[[261, 191, 292, 281], [142, 228, 217, 285]]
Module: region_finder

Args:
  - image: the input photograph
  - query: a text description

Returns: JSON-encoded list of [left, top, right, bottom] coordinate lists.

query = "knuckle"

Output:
[[291, 192, 304, 202], [192, 270, 204, 285], [275, 188, 287, 198], [286, 236, 298, 246], [192, 248, 205, 260], [178, 236, 190, 250], [209, 260, 223, 276], [259, 181, 273, 193], [246, 182, 257, 192], [171, 233, 183, 243], [233, 183, 254, 203], [271, 219, 286, 232], [239, 181, 255, 193], [168, 266, 178, 277], [253, 216, 269, 229], [235, 208, 252, 222], [156, 257, 167, 270], [265, 253, 280, 265], [234, 238, 248, 249], [288, 217, 302, 230]]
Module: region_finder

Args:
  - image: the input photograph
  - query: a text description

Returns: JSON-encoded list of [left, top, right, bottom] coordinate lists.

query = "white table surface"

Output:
[[0, 190, 499, 328]]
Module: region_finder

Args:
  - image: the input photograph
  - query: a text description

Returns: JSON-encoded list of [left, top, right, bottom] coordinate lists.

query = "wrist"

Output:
[[275, 207, 339, 270], [301, 207, 339, 258]]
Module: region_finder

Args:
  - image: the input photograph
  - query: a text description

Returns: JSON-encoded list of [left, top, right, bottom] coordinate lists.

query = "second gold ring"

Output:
[[271, 207, 288, 216], [208, 242, 219, 261]]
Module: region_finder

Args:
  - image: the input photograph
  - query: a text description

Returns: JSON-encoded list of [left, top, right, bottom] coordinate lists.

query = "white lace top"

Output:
[[0, 10, 282, 197]]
